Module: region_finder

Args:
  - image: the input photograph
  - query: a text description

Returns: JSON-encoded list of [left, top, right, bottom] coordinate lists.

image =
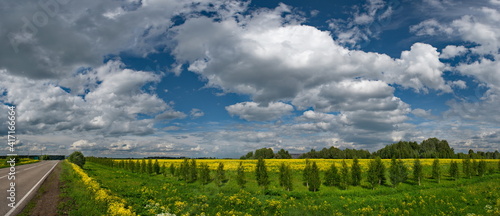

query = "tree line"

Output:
[[242, 138, 500, 159], [86, 157, 500, 193]]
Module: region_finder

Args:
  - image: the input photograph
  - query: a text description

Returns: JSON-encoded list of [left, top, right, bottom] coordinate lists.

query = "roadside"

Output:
[[18, 162, 62, 216]]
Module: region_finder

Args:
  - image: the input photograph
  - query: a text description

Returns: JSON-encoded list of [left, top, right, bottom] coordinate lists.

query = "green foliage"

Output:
[[389, 158, 408, 187], [351, 158, 362, 186], [275, 149, 292, 159], [236, 162, 246, 188], [308, 162, 321, 192], [140, 159, 146, 174], [472, 159, 479, 176], [188, 159, 198, 183], [432, 159, 441, 183], [215, 162, 227, 187], [255, 158, 269, 188], [367, 158, 381, 189], [302, 159, 311, 187], [324, 163, 340, 187], [463, 158, 472, 179], [68, 151, 86, 168], [154, 159, 160, 175], [339, 160, 350, 190], [180, 158, 190, 181], [147, 159, 153, 174], [375, 138, 455, 159], [478, 160, 487, 177], [413, 158, 423, 186], [161, 164, 166, 176], [449, 161, 459, 180], [169, 163, 175, 176], [41, 155, 50, 160], [279, 162, 293, 191], [300, 146, 371, 159], [199, 163, 211, 185]]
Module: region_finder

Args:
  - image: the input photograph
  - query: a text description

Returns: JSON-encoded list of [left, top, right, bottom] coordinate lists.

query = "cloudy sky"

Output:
[[1, 0, 499, 158]]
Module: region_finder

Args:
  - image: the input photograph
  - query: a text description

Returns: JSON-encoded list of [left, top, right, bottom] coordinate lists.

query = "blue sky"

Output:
[[1, 0, 499, 158]]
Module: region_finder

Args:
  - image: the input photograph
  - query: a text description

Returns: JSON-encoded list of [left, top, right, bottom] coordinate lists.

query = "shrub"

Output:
[[68, 151, 85, 168]]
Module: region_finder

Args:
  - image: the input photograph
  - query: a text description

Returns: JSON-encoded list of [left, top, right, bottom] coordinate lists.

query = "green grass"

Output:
[[57, 161, 108, 215], [80, 161, 500, 216]]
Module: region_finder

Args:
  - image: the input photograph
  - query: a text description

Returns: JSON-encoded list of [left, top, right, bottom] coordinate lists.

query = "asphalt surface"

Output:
[[0, 160, 59, 216]]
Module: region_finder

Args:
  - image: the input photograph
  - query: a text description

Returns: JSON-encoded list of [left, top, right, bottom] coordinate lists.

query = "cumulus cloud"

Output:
[[0, 61, 179, 136], [226, 102, 294, 121], [440, 45, 468, 59]]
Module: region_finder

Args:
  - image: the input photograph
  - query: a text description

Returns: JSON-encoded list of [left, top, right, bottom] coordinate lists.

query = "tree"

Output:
[[279, 162, 293, 191], [147, 159, 153, 174], [215, 162, 227, 187], [140, 159, 146, 174], [276, 149, 292, 159], [169, 163, 176, 176], [180, 158, 190, 181], [478, 160, 487, 177], [161, 163, 166, 176], [389, 158, 408, 187], [188, 159, 198, 183], [374, 157, 386, 186], [472, 159, 479, 176], [367, 159, 379, 189], [236, 162, 246, 188], [351, 158, 362, 186], [68, 151, 86, 168], [413, 158, 423, 186], [324, 163, 340, 187], [449, 160, 459, 180], [339, 160, 350, 190], [432, 158, 441, 183], [154, 159, 160, 175], [303, 159, 311, 187], [255, 158, 270, 188], [199, 163, 211, 185], [309, 162, 321, 192], [463, 158, 472, 179]]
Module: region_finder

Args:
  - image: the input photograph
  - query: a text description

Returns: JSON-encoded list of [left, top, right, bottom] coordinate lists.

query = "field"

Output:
[[66, 159, 500, 216], [0, 158, 39, 168]]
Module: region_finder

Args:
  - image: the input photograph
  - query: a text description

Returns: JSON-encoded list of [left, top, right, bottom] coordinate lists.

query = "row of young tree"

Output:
[[87, 157, 500, 192], [243, 138, 500, 159]]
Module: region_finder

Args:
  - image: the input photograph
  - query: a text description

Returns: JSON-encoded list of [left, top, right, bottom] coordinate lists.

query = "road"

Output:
[[0, 160, 59, 216]]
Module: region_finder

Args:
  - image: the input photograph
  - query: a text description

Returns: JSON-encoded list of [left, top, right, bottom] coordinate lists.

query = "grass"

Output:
[[57, 160, 108, 215], [78, 159, 500, 216]]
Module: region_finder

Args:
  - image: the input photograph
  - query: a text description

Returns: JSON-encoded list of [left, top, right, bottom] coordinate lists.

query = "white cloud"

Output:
[[412, 108, 434, 119], [70, 140, 99, 150], [226, 102, 294, 121], [0, 61, 179, 136], [190, 108, 205, 119], [393, 43, 451, 93], [440, 45, 468, 59]]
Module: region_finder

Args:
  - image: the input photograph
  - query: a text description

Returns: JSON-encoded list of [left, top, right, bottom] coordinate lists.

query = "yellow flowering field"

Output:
[[69, 162, 136, 216], [86, 158, 500, 215], [115, 158, 499, 172]]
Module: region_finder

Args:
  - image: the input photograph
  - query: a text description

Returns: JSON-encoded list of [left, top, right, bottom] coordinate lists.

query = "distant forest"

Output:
[[241, 138, 500, 159]]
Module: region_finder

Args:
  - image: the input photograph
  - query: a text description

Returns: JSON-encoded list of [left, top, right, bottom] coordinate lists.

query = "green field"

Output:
[[60, 159, 500, 216]]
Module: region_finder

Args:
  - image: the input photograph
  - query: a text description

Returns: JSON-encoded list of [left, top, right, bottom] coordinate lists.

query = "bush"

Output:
[[68, 151, 85, 168]]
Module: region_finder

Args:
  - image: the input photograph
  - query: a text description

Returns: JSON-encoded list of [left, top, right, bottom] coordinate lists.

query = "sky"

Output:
[[0, 0, 499, 158]]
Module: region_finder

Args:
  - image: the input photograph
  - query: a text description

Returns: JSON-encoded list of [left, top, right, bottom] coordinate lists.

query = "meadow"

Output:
[[0, 158, 39, 168], [68, 158, 500, 216]]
